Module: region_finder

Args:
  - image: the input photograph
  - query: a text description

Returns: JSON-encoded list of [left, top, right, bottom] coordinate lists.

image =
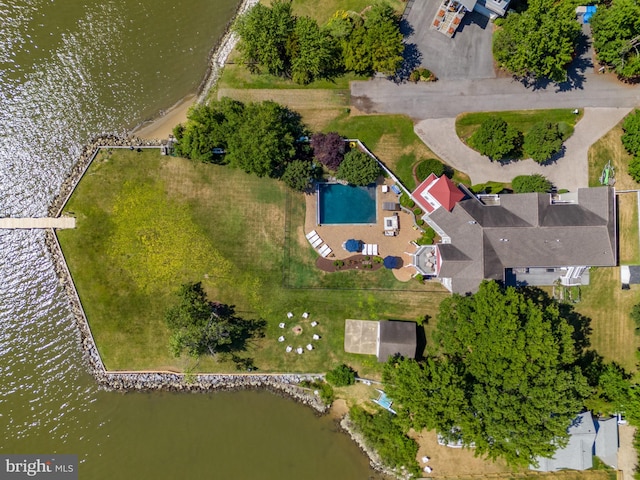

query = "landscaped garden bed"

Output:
[[316, 255, 384, 272]]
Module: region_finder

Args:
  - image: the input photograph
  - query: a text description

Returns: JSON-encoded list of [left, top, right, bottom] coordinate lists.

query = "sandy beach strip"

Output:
[[133, 95, 195, 140]]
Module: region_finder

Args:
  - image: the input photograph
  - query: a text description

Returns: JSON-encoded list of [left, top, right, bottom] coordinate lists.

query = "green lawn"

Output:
[[324, 113, 470, 189], [573, 267, 639, 373], [456, 109, 583, 143], [58, 148, 445, 375]]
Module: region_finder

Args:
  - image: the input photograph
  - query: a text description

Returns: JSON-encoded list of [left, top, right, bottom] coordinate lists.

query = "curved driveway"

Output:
[[351, 74, 639, 190], [414, 108, 631, 191]]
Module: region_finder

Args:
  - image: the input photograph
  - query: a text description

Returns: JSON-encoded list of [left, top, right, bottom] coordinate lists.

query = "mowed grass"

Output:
[[573, 267, 639, 373], [618, 192, 640, 265], [588, 119, 636, 189], [58, 148, 443, 375], [324, 113, 470, 189], [456, 109, 583, 143]]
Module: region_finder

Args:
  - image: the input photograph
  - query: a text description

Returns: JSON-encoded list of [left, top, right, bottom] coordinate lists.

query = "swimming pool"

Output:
[[317, 183, 377, 225]]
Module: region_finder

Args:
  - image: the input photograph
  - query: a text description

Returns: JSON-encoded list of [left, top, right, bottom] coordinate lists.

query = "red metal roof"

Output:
[[429, 176, 464, 211], [411, 173, 437, 213]]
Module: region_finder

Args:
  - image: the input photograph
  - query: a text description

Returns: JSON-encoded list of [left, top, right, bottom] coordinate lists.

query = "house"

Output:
[[408, 175, 617, 294], [531, 412, 619, 471], [344, 320, 417, 362]]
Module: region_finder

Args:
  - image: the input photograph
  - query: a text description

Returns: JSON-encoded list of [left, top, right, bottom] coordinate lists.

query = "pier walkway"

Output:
[[0, 217, 75, 229]]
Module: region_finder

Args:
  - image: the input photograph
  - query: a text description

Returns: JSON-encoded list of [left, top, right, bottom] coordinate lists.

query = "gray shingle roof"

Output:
[[377, 321, 417, 362], [426, 187, 617, 294], [594, 417, 619, 468], [533, 412, 595, 471]]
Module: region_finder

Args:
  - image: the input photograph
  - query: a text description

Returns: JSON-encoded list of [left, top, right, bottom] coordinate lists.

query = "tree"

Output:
[[511, 174, 552, 193], [291, 17, 337, 84], [415, 158, 446, 182], [384, 281, 591, 467], [469, 117, 522, 160], [591, 0, 640, 79], [629, 157, 640, 182], [226, 100, 306, 177], [310, 132, 346, 170], [326, 364, 356, 386], [493, 0, 580, 82], [281, 160, 313, 191], [336, 150, 381, 185], [165, 282, 242, 357], [363, 3, 404, 75], [622, 109, 640, 155], [235, 1, 295, 76], [523, 122, 563, 163], [172, 99, 244, 162]]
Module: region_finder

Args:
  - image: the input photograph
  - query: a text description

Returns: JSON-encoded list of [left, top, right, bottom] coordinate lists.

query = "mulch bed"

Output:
[[316, 254, 385, 273]]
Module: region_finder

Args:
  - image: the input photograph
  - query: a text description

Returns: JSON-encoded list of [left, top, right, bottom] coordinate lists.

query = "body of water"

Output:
[[0, 1, 377, 477]]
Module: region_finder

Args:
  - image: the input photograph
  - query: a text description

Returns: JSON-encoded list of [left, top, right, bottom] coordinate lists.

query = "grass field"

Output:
[[573, 267, 639, 373], [618, 192, 640, 265], [588, 120, 636, 190], [58, 148, 445, 375], [455, 109, 583, 143]]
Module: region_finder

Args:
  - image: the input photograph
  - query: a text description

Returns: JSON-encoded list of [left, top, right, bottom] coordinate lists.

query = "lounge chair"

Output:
[[287, 312, 293, 319], [285, 345, 292, 353], [306, 344, 313, 350], [372, 245, 378, 256], [305, 230, 317, 240], [296, 347, 304, 354], [311, 321, 318, 327], [278, 336, 285, 342], [311, 237, 323, 248], [312, 334, 320, 340], [321, 246, 332, 258], [302, 312, 309, 319], [278, 322, 285, 328]]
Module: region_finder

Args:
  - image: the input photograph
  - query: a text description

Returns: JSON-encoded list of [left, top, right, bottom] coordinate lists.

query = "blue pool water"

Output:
[[318, 183, 377, 224]]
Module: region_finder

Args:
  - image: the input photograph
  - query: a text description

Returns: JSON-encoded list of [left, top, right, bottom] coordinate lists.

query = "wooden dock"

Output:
[[0, 217, 76, 229]]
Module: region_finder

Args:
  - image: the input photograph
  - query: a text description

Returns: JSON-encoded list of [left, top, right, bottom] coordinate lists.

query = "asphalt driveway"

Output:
[[402, 0, 495, 80]]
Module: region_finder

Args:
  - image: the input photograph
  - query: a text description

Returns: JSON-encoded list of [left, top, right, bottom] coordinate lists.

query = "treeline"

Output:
[[493, 0, 640, 82], [173, 98, 381, 190], [235, 1, 404, 84]]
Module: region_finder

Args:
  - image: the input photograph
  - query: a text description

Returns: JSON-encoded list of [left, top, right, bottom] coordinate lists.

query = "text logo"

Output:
[[0, 455, 77, 479]]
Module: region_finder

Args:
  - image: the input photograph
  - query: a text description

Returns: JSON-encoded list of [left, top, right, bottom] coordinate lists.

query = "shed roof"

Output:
[[377, 321, 417, 362]]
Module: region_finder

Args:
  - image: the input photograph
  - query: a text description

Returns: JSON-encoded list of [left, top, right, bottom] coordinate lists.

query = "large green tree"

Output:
[[235, 1, 295, 76], [523, 122, 563, 163], [384, 281, 591, 467], [493, 0, 580, 82], [469, 116, 522, 160], [622, 109, 640, 155], [363, 3, 404, 75], [336, 150, 381, 185], [165, 282, 243, 357], [291, 17, 337, 84], [226, 100, 304, 177], [591, 0, 640, 79]]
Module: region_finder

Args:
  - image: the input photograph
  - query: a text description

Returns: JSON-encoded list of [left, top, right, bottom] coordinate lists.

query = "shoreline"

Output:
[[131, 0, 259, 142]]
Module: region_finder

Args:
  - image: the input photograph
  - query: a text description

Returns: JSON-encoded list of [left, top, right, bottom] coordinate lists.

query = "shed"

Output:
[[377, 321, 417, 362]]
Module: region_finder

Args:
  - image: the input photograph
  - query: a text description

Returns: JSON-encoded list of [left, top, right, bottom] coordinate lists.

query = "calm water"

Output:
[[319, 184, 377, 225], [0, 1, 377, 478]]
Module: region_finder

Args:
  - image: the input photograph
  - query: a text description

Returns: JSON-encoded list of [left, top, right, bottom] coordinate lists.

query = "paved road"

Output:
[[0, 217, 76, 229], [351, 75, 640, 119], [414, 108, 630, 191]]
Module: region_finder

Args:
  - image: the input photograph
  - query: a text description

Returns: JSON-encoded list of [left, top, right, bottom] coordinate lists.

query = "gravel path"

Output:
[[414, 108, 631, 191], [618, 424, 637, 480]]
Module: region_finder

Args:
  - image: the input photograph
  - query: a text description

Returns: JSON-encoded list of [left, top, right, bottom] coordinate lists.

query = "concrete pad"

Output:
[[344, 319, 379, 355]]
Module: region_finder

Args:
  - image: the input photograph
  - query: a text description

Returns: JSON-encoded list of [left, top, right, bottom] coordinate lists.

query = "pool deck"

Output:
[[304, 180, 421, 282]]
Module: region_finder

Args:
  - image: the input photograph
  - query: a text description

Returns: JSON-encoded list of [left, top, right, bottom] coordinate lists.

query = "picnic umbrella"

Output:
[[345, 239, 361, 252], [383, 256, 401, 269]]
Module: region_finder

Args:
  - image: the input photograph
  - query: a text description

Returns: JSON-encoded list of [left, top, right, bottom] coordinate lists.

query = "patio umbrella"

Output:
[[345, 239, 361, 252], [383, 256, 401, 269]]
